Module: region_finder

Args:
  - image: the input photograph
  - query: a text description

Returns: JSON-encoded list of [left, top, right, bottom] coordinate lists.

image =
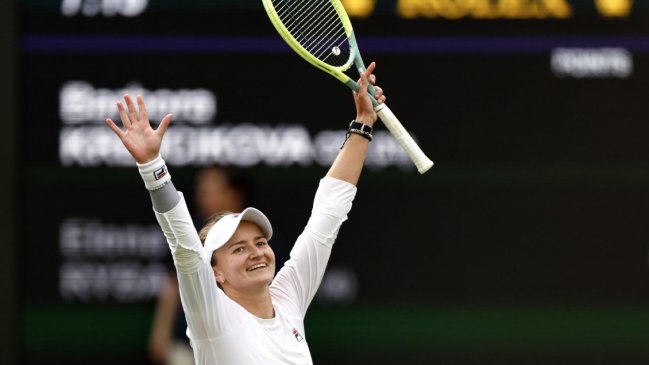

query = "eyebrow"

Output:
[[226, 236, 267, 249]]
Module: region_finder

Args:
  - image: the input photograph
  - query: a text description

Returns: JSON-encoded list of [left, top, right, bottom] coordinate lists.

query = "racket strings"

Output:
[[286, 1, 334, 48], [274, 0, 319, 29], [304, 15, 341, 57], [275, 0, 334, 36], [276, 0, 341, 49], [272, 0, 351, 67]]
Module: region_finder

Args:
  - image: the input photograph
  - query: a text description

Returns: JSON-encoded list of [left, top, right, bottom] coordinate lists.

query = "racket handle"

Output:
[[375, 104, 434, 174]]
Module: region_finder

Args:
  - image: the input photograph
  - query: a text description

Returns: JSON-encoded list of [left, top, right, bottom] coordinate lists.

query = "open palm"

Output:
[[106, 95, 173, 164]]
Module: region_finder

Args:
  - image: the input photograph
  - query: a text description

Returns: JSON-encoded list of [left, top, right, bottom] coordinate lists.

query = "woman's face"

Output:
[[212, 221, 276, 294]]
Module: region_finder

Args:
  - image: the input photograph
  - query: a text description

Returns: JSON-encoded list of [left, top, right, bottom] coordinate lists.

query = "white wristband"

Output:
[[137, 154, 171, 190]]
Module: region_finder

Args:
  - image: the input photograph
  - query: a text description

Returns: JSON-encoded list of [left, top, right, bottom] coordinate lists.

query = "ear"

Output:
[[212, 266, 225, 284]]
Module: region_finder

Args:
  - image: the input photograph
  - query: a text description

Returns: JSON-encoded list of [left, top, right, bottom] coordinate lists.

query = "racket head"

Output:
[[262, 0, 357, 84]]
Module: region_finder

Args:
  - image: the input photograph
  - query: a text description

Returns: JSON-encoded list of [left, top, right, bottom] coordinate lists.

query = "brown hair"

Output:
[[199, 211, 234, 267]]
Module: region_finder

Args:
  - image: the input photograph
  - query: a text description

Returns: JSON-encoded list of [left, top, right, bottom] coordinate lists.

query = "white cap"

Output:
[[203, 207, 273, 263]]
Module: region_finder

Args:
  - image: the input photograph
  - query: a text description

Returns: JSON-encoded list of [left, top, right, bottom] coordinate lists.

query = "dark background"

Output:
[[9, 0, 649, 364]]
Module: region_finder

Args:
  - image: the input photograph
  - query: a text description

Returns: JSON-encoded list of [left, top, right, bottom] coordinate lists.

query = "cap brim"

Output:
[[203, 207, 273, 263]]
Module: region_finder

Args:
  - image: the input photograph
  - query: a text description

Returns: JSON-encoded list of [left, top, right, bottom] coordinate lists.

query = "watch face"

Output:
[[350, 121, 371, 131]]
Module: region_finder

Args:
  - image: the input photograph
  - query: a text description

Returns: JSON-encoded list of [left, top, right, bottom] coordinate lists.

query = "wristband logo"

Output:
[[153, 166, 167, 180]]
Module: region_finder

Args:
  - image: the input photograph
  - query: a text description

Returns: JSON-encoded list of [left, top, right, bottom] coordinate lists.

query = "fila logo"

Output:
[[292, 328, 304, 342], [153, 166, 167, 180]]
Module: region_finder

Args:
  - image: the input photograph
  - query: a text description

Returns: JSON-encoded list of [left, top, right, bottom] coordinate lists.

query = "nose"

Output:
[[249, 245, 263, 259]]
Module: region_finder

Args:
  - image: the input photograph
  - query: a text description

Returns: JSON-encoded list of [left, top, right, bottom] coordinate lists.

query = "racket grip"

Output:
[[375, 104, 434, 174]]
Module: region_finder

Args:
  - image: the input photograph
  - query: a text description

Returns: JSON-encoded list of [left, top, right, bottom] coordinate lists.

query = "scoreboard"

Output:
[[18, 1, 649, 364]]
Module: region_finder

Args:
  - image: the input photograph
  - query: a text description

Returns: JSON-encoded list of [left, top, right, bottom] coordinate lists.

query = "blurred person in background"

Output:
[[148, 166, 251, 364], [106, 62, 384, 364]]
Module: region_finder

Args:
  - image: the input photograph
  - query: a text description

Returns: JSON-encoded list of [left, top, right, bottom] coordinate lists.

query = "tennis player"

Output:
[[106, 62, 385, 364]]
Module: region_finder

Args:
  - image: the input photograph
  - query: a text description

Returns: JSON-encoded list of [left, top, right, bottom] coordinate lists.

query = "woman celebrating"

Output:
[[106, 62, 386, 364]]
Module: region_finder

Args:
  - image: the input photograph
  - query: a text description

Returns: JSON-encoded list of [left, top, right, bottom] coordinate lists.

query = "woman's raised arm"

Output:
[[326, 62, 386, 186]]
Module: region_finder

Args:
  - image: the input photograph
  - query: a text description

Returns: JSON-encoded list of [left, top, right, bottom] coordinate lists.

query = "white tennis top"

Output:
[[154, 177, 357, 365]]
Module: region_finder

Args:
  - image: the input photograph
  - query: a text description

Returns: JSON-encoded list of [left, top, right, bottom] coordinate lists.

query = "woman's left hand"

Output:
[[353, 62, 386, 127]]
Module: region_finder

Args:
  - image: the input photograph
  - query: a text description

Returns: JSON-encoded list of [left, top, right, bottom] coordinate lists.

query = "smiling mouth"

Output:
[[247, 263, 268, 272]]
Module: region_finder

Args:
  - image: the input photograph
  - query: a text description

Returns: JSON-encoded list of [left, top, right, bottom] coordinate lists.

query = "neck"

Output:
[[225, 287, 274, 319]]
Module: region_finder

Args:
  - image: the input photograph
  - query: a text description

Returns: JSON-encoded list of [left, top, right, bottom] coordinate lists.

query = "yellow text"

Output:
[[396, 0, 573, 19], [342, 0, 376, 18], [594, 0, 633, 17]]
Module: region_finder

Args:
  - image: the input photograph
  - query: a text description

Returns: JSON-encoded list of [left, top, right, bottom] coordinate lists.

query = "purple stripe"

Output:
[[362, 36, 649, 54], [22, 35, 290, 53], [22, 35, 649, 54]]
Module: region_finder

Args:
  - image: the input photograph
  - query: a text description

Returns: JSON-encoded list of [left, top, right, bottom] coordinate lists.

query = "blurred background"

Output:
[[3, 0, 649, 364]]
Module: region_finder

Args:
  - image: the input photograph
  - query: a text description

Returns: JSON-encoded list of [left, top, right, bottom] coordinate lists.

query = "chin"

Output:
[[260, 272, 275, 285], [248, 272, 274, 286]]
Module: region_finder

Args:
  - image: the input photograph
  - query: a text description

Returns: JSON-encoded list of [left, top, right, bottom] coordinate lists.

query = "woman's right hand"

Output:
[[106, 94, 173, 164]]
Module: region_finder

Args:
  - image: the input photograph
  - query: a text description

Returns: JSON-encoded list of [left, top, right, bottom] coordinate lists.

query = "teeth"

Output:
[[248, 264, 267, 271]]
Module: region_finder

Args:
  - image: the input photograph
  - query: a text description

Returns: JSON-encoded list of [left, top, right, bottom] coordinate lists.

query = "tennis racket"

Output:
[[262, 0, 434, 174]]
